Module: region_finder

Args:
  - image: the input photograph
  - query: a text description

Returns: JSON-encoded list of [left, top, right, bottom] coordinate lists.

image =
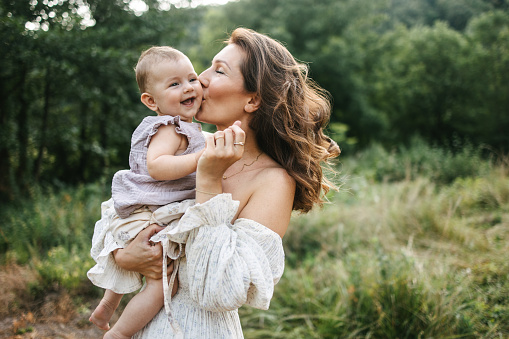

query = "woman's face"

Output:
[[196, 44, 254, 130]]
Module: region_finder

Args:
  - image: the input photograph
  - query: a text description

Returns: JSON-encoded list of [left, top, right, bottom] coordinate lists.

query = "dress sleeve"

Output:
[[177, 193, 285, 312], [87, 199, 144, 293]]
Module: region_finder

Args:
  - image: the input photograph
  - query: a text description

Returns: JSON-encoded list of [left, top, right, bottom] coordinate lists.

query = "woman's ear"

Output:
[[244, 94, 261, 113], [141, 93, 158, 112]]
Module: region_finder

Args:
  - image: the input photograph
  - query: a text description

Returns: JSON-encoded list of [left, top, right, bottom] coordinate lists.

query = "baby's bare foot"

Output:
[[89, 298, 116, 331]]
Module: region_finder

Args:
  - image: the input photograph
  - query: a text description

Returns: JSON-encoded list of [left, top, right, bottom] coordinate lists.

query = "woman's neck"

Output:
[[240, 125, 262, 158]]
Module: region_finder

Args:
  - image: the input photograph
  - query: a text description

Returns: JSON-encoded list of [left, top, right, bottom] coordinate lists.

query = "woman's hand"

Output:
[[113, 224, 170, 280], [196, 121, 246, 192]]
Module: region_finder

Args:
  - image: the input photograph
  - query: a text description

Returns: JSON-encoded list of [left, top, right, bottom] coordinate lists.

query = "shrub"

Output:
[[343, 137, 491, 184], [0, 181, 110, 264], [33, 246, 95, 293]]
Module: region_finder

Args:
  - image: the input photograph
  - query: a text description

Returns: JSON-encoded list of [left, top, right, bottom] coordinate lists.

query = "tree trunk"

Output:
[[0, 79, 12, 201], [78, 101, 89, 182], [15, 65, 29, 190], [33, 66, 51, 181], [100, 102, 109, 168]]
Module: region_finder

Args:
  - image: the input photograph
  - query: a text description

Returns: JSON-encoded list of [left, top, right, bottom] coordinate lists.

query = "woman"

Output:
[[112, 27, 340, 337]]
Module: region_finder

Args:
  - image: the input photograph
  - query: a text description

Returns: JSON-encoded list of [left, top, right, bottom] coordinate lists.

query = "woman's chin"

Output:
[[194, 113, 206, 123], [195, 109, 215, 124]]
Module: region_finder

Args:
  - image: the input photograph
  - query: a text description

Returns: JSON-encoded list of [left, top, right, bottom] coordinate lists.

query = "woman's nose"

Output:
[[199, 69, 209, 87]]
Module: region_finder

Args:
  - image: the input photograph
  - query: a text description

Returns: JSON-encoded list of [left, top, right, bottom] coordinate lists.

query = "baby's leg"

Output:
[[104, 277, 164, 339], [171, 272, 179, 297], [89, 289, 123, 330]]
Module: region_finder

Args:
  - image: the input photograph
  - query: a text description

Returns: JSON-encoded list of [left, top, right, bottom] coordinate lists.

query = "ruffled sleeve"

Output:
[[177, 193, 285, 312], [143, 115, 179, 148]]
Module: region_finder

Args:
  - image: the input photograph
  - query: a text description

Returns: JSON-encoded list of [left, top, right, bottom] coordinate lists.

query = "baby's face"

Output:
[[148, 57, 203, 122]]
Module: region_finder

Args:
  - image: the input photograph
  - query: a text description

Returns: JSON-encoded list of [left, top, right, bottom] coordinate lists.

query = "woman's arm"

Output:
[[196, 121, 294, 236], [146, 124, 203, 181]]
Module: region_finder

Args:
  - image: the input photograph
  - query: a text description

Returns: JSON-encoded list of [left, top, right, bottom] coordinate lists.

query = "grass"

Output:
[[0, 141, 508, 338]]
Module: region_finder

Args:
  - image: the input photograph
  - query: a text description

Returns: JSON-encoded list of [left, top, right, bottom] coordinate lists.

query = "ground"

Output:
[[0, 297, 106, 339]]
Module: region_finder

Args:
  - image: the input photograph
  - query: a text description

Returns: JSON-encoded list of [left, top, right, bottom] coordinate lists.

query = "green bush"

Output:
[[33, 245, 95, 293], [343, 137, 491, 184], [0, 181, 110, 264]]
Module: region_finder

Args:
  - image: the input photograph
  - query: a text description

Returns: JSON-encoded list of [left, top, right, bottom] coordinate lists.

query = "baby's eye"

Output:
[[190, 78, 197, 82], [170, 82, 179, 87]]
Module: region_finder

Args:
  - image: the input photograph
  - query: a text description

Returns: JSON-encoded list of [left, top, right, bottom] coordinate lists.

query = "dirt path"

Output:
[[0, 298, 106, 339], [0, 317, 103, 339], [0, 315, 104, 339]]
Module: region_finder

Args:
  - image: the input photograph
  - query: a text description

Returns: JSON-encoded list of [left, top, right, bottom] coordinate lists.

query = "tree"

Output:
[[370, 23, 474, 145], [465, 10, 509, 150]]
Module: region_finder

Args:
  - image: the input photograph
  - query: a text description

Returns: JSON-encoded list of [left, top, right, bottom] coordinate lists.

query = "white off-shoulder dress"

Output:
[[90, 193, 285, 338]]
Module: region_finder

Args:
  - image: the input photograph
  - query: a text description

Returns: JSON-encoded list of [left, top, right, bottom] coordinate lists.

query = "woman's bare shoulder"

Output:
[[234, 154, 294, 189], [258, 165, 294, 187], [238, 161, 295, 237]]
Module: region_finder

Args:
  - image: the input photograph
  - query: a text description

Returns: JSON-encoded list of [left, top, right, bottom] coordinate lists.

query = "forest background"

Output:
[[0, 0, 508, 338]]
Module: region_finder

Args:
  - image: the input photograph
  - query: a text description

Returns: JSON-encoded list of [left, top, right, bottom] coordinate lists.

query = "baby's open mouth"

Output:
[[181, 98, 195, 106]]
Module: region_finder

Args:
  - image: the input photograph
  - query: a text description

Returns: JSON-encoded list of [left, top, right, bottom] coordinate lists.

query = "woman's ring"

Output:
[[233, 142, 245, 146]]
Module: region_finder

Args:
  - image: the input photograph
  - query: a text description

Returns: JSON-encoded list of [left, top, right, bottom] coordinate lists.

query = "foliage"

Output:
[[242, 250, 473, 338], [342, 137, 492, 184], [370, 22, 472, 144], [33, 245, 95, 292]]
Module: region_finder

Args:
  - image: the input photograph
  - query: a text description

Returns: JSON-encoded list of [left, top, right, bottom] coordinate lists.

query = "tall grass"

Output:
[[0, 180, 111, 302], [0, 142, 507, 337], [0, 181, 110, 264]]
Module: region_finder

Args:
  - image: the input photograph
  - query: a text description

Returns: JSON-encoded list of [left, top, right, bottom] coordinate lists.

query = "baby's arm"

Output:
[[146, 124, 203, 181]]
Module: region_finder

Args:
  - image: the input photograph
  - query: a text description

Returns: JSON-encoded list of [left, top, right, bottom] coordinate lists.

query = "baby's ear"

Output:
[[244, 94, 261, 113], [141, 93, 158, 112]]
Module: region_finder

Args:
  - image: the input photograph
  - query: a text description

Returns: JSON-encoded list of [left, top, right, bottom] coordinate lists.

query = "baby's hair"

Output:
[[135, 46, 186, 93]]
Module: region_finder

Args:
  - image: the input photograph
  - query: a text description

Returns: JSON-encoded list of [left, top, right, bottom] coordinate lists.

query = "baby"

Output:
[[87, 46, 204, 339]]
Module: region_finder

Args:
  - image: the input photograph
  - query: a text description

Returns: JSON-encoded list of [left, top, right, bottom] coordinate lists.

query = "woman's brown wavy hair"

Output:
[[228, 28, 341, 213]]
